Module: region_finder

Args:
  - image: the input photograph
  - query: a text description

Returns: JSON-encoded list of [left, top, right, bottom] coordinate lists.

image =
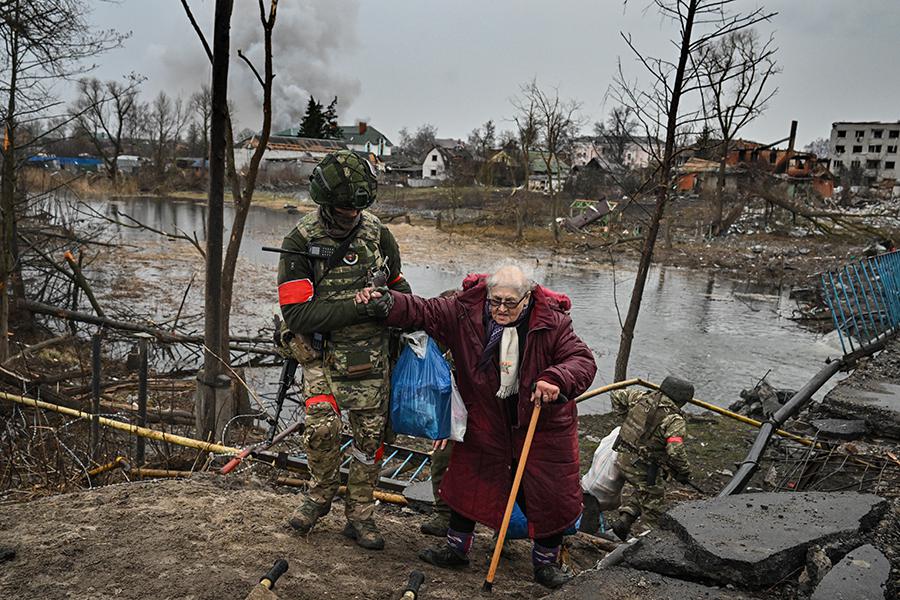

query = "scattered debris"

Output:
[[657, 492, 887, 587], [811, 418, 868, 441], [810, 544, 890, 600]]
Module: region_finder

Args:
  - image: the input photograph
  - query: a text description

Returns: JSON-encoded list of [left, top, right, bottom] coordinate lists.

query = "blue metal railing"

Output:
[[822, 250, 900, 354]]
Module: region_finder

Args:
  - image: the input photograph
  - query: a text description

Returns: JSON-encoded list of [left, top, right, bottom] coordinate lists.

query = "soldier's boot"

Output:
[[342, 519, 385, 551], [289, 497, 332, 534], [610, 512, 637, 542], [420, 511, 450, 537], [579, 491, 602, 535]]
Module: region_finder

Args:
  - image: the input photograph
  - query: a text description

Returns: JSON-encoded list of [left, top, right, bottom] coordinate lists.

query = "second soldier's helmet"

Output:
[[659, 376, 694, 407], [309, 150, 378, 210]]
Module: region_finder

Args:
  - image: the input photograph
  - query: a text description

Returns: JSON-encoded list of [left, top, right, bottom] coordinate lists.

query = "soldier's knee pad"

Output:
[[304, 397, 341, 451]]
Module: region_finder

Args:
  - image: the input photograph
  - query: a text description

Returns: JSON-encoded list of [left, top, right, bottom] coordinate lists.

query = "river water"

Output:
[[83, 196, 843, 414]]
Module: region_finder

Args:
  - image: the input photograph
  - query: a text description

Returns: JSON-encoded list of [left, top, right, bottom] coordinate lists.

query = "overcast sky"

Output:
[[84, 0, 900, 148]]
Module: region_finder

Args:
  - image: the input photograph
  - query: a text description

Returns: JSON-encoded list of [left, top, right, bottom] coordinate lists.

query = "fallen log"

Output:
[[2, 335, 74, 366], [21, 300, 278, 356]]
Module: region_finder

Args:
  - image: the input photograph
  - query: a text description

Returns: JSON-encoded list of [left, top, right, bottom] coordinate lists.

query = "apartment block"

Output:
[[829, 121, 900, 184]]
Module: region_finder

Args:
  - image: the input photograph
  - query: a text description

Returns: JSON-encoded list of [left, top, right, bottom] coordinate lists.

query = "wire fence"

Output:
[[821, 250, 900, 355]]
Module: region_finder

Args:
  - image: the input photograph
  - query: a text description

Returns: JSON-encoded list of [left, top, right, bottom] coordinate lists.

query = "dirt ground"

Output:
[[0, 475, 602, 600]]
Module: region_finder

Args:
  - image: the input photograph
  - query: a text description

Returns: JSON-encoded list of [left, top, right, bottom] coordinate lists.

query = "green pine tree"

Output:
[[323, 96, 341, 139], [299, 96, 326, 138]]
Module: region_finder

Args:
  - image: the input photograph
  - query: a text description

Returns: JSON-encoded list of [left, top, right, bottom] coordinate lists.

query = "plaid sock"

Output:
[[446, 527, 474, 557], [532, 542, 560, 567]]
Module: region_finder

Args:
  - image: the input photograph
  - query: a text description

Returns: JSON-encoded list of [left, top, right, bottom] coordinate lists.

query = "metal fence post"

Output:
[[136, 336, 149, 466], [90, 333, 101, 462]]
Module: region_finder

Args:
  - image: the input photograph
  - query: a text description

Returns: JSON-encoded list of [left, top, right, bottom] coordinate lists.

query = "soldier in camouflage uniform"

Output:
[[277, 151, 411, 550], [607, 376, 694, 541]]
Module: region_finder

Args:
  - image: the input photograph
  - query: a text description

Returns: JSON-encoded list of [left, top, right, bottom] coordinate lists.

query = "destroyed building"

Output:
[[829, 121, 900, 186]]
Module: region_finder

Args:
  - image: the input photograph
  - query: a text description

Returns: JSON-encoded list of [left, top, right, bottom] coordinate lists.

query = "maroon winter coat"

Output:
[[385, 280, 597, 537]]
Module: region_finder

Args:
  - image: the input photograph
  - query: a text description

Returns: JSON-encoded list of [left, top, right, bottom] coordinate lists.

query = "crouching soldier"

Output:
[[606, 376, 693, 541], [277, 150, 410, 550]]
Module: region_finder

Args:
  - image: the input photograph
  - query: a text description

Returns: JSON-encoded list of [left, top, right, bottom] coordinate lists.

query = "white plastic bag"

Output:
[[448, 373, 467, 442], [401, 330, 429, 359], [581, 426, 625, 511]]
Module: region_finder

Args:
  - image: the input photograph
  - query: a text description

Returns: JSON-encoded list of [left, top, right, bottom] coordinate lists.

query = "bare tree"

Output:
[[511, 94, 539, 240], [0, 0, 125, 360], [514, 80, 580, 244], [397, 123, 438, 160], [181, 0, 278, 438], [611, 0, 777, 381], [70, 74, 143, 183], [594, 106, 639, 169], [189, 84, 212, 168], [698, 29, 779, 235], [148, 91, 189, 177]]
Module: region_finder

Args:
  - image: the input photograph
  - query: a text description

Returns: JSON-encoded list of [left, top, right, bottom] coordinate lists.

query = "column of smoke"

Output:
[[161, 0, 361, 132]]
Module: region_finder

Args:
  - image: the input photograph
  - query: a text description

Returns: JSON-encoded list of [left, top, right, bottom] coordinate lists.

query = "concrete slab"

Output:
[[402, 480, 434, 510], [825, 382, 900, 439], [811, 418, 868, 440], [544, 565, 761, 599], [811, 544, 889, 600], [622, 530, 711, 582], [660, 492, 887, 588]]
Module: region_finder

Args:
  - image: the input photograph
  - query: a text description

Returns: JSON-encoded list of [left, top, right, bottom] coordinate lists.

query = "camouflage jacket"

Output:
[[277, 210, 411, 387], [611, 388, 690, 477]]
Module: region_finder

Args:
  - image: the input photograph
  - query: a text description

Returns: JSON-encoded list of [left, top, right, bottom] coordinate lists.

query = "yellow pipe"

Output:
[[573, 378, 817, 448], [86, 456, 129, 477], [1, 392, 240, 456]]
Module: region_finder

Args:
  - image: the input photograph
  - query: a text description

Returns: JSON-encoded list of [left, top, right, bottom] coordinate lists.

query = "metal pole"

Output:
[[820, 274, 847, 355], [136, 336, 149, 466], [90, 333, 101, 462], [850, 263, 878, 342]]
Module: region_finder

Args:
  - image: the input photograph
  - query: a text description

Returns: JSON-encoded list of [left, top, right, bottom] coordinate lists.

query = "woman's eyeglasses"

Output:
[[488, 292, 529, 310]]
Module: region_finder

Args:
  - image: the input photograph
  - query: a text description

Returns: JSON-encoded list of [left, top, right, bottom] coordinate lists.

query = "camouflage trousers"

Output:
[[616, 451, 665, 526], [303, 364, 388, 523]]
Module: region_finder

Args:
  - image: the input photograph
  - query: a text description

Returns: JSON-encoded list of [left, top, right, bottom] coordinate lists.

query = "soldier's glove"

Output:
[[674, 471, 691, 485], [364, 288, 394, 319]]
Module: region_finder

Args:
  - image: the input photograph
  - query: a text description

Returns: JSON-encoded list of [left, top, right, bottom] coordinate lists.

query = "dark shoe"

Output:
[[420, 512, 450, 537], [289, 498, 331, 534], [610, 512, 636, 542], [342, 519, 385, 550], [579, 492, 602, 535], [418, 544, 470, 569], [534, 564, 573, 589]]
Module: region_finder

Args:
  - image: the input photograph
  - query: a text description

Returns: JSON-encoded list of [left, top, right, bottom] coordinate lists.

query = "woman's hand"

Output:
[[531, 380, 560, 406], [354, 287, 383, 305], [432, 439, 449, 451]]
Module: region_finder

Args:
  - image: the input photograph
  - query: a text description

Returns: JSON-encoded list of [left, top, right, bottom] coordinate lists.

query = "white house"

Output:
[[338, 122, 394, 157], [421, 146, 473, 181], [571, 136, 659, 169]]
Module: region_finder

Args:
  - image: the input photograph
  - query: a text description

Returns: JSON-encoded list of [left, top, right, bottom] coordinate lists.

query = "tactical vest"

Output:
[[618, 391, 668, 456], [294, 211, 391, 382]]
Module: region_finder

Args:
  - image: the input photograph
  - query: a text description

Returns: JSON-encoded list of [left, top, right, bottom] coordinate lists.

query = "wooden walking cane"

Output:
[[482, 402, 542, 593]]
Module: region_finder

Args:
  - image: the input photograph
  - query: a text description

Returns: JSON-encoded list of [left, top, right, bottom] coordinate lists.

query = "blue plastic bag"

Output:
[[390, 333, 452, 440], [507, 502, 584, 540]]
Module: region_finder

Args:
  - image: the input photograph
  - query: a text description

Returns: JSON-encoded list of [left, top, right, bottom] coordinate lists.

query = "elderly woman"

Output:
[[356, 264, 596, 589]]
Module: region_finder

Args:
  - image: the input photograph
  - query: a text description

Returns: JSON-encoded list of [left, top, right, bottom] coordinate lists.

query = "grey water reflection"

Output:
[[89, 196, 843, 414]]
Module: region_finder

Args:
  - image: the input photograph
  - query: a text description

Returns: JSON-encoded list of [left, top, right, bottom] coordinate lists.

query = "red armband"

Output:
[[389, 273, 404, 285], [666, 436, 683, 444], [278, 278, 314, 305]]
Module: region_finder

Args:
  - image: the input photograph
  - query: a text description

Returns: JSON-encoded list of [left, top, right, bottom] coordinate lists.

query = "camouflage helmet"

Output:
[[659, 376, 694, 407], [309, 150, 378, 209]]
